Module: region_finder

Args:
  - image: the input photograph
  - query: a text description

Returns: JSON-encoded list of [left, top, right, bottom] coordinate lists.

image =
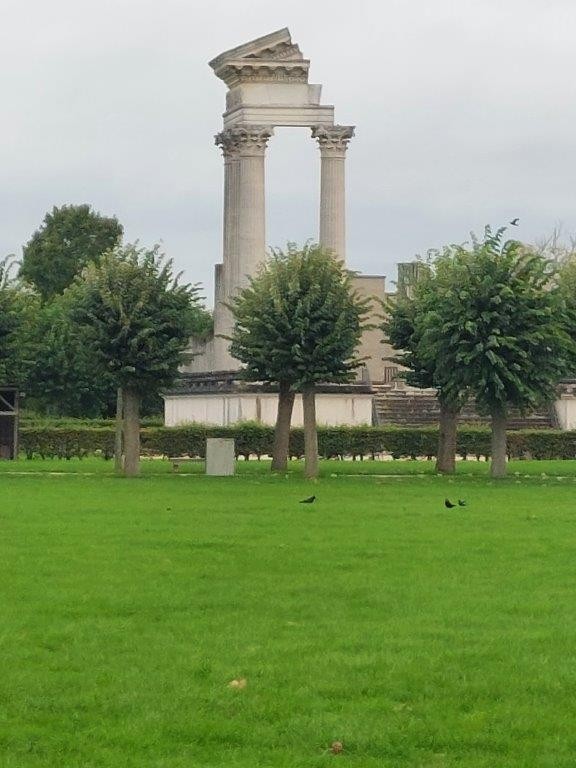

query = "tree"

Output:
[[20, 204, 123, 300], [25, 291, 116, 417], [534, 224, 576, 264], [25, 293, 210, 420], [228, 243, 370, 478], [0, 255, 38, 387], [419, 227, 574, 477], [72, 243, 203, 475], [384, 276, 465, 474]]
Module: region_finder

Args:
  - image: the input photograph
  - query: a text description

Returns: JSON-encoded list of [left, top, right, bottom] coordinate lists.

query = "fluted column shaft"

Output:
[[213, 125, 272, 370], [214, 130, 240, 348], [235, 126, 272, 289], [312, 125, 354, 260]]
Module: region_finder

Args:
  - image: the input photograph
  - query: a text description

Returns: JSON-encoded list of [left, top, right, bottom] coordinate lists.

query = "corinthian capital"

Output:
[[215, 129, 240, 159], [233, 125, 274, 156], [312, 125, 355, 157], [215, 125, 273, 158]]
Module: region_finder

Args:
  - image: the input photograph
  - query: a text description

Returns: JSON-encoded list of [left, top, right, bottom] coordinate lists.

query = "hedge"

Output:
[[16, 423, 576, 461]]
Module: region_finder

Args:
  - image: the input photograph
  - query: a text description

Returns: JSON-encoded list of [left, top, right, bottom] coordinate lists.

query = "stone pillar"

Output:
[[213, 125, 272, 370], [234, 125, 273, 290], [213, 130, 240, 365], [312, 125, 355, 260]]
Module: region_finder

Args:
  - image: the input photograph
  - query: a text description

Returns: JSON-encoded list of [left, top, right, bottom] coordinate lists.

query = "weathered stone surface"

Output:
[[209, 29, 355, 371], [210, 28, 334, 128], [312, 125, 355, 260], [166, 391, 373, 428], [206, 438, 235, 476], [166, 30, 386, 427]]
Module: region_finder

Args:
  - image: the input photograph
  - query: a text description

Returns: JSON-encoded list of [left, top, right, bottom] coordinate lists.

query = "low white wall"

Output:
[[164, 392, 373, 427], [554, 396, 576, 430]]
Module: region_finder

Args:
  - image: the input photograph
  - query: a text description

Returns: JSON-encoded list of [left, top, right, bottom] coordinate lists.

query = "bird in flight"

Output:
[[299, 495, 316, 504], [510, 218, 520, 226], [458, 499, 467, 506], [444, 498, 456, 508]]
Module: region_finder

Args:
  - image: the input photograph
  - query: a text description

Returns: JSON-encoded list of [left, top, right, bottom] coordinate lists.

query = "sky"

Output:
[[1, 0, 575, 306]]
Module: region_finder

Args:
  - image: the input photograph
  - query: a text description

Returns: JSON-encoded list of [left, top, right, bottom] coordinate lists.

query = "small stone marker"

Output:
[[206, 438, 235, 476]]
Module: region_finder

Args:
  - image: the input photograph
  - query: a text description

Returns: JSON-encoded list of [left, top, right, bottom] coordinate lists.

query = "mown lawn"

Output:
[[4, 455, 576, 477], [1, 461, 576, 766]]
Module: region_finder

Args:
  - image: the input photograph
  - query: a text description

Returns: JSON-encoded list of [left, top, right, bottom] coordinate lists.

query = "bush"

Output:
[[20, 427, 116, 459], [16, 422, 576, 462], [141, 424, 207, 458], [20, 412, 163, 428]]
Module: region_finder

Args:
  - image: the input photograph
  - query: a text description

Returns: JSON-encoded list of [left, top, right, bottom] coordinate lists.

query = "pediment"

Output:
[[210, 28, 309, 87]]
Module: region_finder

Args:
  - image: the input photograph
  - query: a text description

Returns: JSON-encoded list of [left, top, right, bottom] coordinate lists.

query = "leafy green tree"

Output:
[[25, 292, 116, 417], [419, 227, 574, 477], [0, 255, 38, 387], [72, 243, 203, 475], [556, 257, 576, 380], [26, 298, 210, 420], [384, 279, 465, 474], [228, 243, 370, 478], [20, 204, 123, 300]]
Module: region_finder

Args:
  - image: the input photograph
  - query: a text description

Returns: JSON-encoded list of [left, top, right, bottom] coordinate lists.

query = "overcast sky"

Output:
[[1, 0, 575, 305]]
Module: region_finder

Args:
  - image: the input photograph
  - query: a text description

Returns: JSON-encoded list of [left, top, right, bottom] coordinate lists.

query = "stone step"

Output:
[[372, 387, 554, 429]]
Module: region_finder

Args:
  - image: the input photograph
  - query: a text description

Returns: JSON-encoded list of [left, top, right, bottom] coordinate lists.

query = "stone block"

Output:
[[206, 438, 235, 476]]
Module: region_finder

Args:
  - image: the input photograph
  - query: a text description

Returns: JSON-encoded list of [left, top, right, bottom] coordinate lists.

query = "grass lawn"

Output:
[[1, 460, 576, 766]]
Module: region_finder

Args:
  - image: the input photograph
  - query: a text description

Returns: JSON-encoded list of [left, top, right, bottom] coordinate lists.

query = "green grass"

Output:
[[2, 462, 576, 766], [4, 455, 576, 477]]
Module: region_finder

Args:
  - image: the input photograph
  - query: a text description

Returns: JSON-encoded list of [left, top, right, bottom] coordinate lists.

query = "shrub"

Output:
[[20, 427, 115, 460], [17, 423, 576, 462]]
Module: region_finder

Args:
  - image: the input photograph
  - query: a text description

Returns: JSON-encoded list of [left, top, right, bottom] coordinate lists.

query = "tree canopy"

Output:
[[0, 255, 38, 386], [421, 229, 573, 413], [25, 292, 116, 417], [20, 204, 123, 300], [229, 243, 369, 389], [228, 243, 370, 476], [416, 227, 575, 475], [385, 285, 435, 391], [383, 263, 466, 473], [72, 243, 204, 474], [73, 243, 203, 397]]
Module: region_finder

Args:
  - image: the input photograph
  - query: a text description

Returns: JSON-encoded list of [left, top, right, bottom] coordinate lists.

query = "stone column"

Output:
[[213, 125, 272, 370], [234, 125, 273, 290], [312, 125, 355, 260], [214, 129, 240, 357], [218, 132, 237, 272]]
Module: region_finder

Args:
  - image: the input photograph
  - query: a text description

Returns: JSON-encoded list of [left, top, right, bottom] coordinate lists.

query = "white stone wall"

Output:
[[164, 393, 373, 427], [352, 275, 387, 384], [554, 397, 576, 430]]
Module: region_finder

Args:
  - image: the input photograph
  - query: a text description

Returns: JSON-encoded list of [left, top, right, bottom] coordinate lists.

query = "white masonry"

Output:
[[209, 28, 355, 371]]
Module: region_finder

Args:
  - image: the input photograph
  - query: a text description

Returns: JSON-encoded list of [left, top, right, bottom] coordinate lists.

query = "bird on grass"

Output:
[[445, 498, 467, 508], [510, 218, 520, 226], [299, 495, 316, 504]]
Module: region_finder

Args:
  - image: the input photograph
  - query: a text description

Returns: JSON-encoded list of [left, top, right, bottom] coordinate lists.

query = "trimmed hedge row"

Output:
[[17, 423, 576, 461], [20, 415, 163, 428]]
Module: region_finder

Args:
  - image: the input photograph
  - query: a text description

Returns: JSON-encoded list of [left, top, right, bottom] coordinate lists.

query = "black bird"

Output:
[[444, 498, 456, 508], [458, 499, 467, 507], [300, 495, 316, 504], [510, 218, 520, 226]]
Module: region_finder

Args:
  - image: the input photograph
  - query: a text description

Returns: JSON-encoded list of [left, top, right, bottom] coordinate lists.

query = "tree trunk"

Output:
[[123, 387, 141, 477], [302, 385, 319, 479], [271, 381, 295, 472], [490, 409, 507, 478], [114, 387, 124, 473], [436, 401, 458, 474]]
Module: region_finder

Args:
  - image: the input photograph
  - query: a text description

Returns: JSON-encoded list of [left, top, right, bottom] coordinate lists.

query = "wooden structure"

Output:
[[0, 386, 19, 459]]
